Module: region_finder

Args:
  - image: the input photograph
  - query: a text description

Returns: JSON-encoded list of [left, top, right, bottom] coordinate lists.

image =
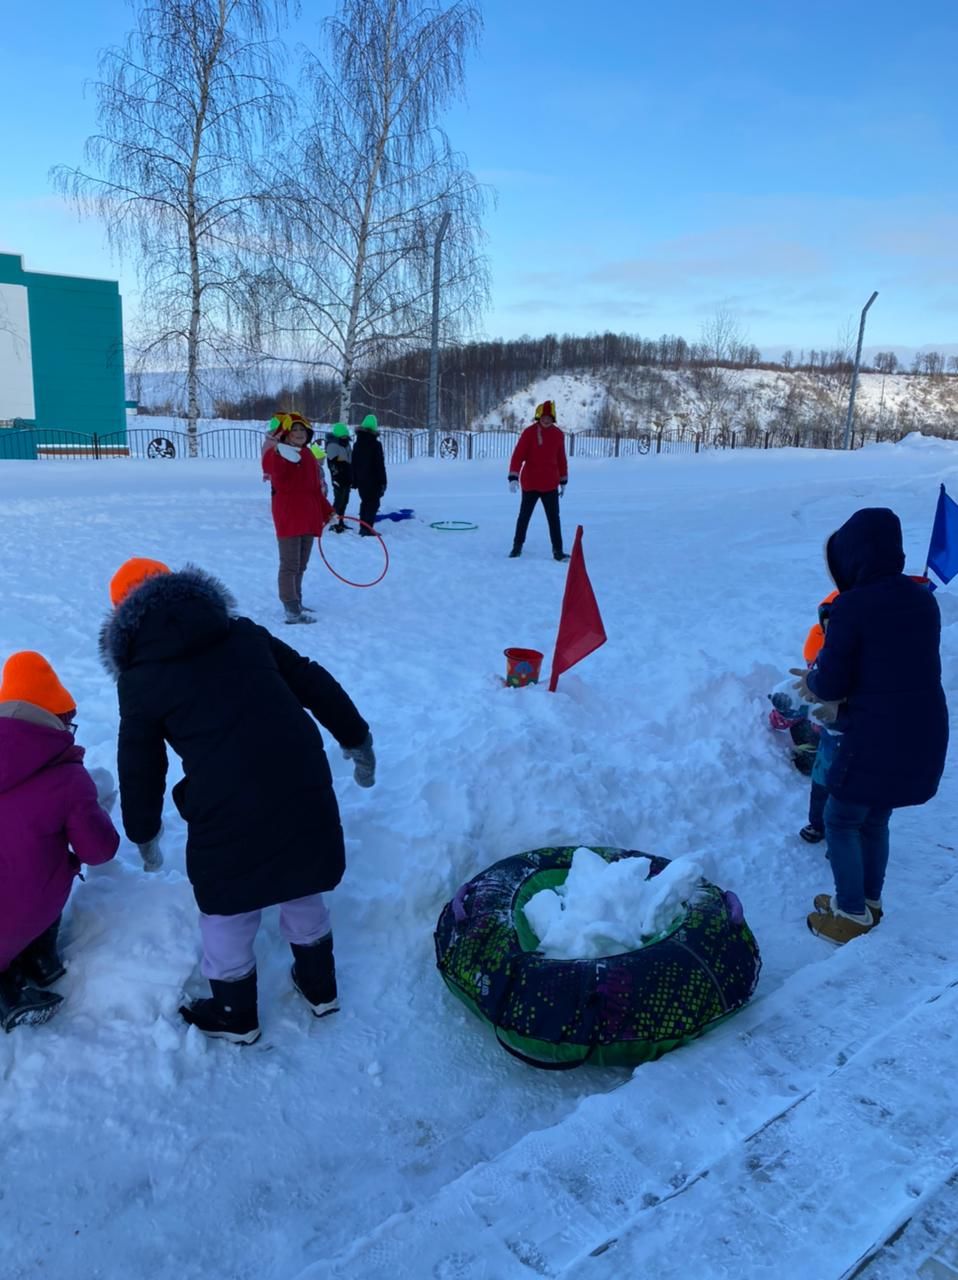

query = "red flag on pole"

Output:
[[548, 525, 607, 692]]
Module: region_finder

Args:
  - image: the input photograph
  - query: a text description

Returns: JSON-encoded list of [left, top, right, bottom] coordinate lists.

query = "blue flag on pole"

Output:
[[927, 484, 958, 585]]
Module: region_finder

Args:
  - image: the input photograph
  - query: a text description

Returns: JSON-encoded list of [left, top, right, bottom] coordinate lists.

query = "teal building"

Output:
[[0, 253, 126, 455]]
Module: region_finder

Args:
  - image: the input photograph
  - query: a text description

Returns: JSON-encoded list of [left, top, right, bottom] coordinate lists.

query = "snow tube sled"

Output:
[[434, 846, 761, 1069]]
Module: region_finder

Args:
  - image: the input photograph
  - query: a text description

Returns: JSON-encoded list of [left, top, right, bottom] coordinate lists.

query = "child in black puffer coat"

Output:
[[101, 558, 377, 1044]]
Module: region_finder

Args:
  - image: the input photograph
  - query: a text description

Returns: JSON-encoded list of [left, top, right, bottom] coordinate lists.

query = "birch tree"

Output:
[[262, 0, 489, 422], [687, 308, 748, 438], [53, 0, 289, 448]]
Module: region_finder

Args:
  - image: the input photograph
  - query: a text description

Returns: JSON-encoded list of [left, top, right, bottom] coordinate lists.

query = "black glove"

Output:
[[342, 732, 376, 788]]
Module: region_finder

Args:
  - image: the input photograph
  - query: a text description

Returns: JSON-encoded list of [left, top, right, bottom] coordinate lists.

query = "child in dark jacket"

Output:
[[792, 508, 948, 945], [798, 590, 841, 843], [101, 558, 376, 1045], [325, 422, 353, 533], [0, 652, 120, 1030], [351, 415, 387, 535]]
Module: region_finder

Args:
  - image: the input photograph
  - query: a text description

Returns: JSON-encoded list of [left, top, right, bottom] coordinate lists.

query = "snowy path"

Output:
[[296, 869, 958, 1279], [0, 441, 955, 1279]]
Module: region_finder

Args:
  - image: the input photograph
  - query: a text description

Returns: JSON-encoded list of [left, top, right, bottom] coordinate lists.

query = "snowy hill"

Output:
[[483, 367, 958, 438], [2, 436, 956, 1279]]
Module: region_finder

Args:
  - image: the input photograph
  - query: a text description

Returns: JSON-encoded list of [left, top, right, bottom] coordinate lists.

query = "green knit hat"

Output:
[[359, 414, 379, 433], [331, 422, 350, 438]]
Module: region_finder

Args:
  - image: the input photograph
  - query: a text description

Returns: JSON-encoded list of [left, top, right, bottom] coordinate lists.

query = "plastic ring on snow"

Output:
[[430, 520, 478, 531], [317, 515, 390, 588], [434, 846, 762, 1070]]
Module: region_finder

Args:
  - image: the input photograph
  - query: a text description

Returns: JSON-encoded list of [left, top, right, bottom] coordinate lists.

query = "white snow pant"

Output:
[[198, 892, 332, 981]]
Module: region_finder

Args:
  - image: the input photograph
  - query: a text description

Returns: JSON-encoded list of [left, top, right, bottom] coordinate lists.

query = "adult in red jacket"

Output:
[[261, 412, 333, 624], [507, 400, 569, 561]]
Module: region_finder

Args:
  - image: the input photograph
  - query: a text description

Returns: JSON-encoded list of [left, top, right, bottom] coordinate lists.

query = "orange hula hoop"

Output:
[[317, 515, 390, 588]]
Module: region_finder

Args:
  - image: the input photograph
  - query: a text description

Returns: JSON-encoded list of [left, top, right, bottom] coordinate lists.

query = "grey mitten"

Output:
[[558, 483, 567, 498], [812, 700, 841, 724], [89, 766, 118, 815], [508, 479, 518, 494], [342, 732, 376, 788], [138, 831, 164, 872]]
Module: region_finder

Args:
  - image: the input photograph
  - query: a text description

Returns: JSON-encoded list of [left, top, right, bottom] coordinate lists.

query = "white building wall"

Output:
[[0, 282, 36, 420]]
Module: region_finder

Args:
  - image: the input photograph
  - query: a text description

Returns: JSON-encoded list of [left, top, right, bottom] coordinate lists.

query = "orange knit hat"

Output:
[[0, 651, 76, 715], [110, 557, 171, 607]]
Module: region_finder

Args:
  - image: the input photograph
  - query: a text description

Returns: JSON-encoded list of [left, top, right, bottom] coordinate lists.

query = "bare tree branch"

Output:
[[52, 0, 292, 443], [255, 0, 491, 420]]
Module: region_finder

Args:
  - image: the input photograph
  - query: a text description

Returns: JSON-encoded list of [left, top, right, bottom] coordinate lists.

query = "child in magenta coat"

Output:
[[0, 651, 120, 1030]]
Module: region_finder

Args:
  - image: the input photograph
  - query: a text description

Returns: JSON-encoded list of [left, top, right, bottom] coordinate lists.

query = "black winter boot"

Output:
[[179, 970, 260, 1044], [508, 546, 522, 558], [17, 918, 66, 988], [0, 968, 63, 1032], [553, 550, 570, 562], [291, 934, 339, 1018]]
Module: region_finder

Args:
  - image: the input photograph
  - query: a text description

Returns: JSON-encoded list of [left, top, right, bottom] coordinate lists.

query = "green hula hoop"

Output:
[[430, 520, 478, 531]]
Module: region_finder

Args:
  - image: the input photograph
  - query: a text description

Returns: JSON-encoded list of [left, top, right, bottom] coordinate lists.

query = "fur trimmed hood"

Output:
[[99, 565, 237, 678]]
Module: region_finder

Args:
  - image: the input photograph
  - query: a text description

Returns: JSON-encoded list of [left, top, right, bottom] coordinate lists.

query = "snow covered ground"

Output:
[[1, 436, 956, 1280]]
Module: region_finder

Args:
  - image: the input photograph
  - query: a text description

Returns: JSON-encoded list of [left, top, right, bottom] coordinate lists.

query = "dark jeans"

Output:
[[331, 480, 350, 520], [512, 488, 563, 554], [824, 796, 892, 916], [358, 489, 381, 534], [808, 781, 828, 830]]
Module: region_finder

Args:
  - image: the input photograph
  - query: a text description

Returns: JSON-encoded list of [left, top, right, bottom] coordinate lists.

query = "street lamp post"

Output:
[[427, 212, 451, 458], [842, 290, 878, 449]]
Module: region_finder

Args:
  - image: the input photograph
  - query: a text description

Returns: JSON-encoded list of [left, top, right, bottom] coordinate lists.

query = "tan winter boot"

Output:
[[807, 903, 875, 944], [813, 893, 883, 925]]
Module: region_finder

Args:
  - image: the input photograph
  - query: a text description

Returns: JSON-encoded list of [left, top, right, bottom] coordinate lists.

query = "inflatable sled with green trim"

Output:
[[434, 846, 761, 1069]]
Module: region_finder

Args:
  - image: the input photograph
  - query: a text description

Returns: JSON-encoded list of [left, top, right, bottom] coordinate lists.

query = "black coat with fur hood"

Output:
[[100, 567, 369, 914]]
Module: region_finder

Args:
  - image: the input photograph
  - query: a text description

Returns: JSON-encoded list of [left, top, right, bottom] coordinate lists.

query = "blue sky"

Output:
[[2, 0, 956, 354]]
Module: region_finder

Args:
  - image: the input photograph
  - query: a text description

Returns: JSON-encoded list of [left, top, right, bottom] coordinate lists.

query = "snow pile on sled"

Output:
[[524, 845, 705, 958]]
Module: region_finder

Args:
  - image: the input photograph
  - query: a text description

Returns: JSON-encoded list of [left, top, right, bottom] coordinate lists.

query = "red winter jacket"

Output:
[[508, 422, 568, 492], [262, 445, 333, 537]]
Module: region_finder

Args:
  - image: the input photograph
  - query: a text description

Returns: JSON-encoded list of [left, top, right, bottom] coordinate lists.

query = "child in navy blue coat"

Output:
[[792, 508, 948, 944]]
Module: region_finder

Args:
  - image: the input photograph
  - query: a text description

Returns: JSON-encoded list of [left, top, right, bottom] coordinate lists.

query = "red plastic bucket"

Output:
[[504, 647, 544, 687]]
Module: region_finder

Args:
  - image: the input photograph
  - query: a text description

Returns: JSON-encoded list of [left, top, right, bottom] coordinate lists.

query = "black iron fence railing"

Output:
[[0, 423, 917, 464]]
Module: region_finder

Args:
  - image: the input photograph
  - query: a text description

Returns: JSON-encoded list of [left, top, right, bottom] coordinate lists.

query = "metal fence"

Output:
[[0, 422, 912, 465]]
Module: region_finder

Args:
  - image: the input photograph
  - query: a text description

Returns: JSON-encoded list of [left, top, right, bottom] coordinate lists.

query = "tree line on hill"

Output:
[[193, 329, 956, 437]]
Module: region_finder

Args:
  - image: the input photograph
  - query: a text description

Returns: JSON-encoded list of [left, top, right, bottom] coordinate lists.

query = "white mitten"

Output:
[[89, 766, 118, 814], [138, 828, 164, 872]]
